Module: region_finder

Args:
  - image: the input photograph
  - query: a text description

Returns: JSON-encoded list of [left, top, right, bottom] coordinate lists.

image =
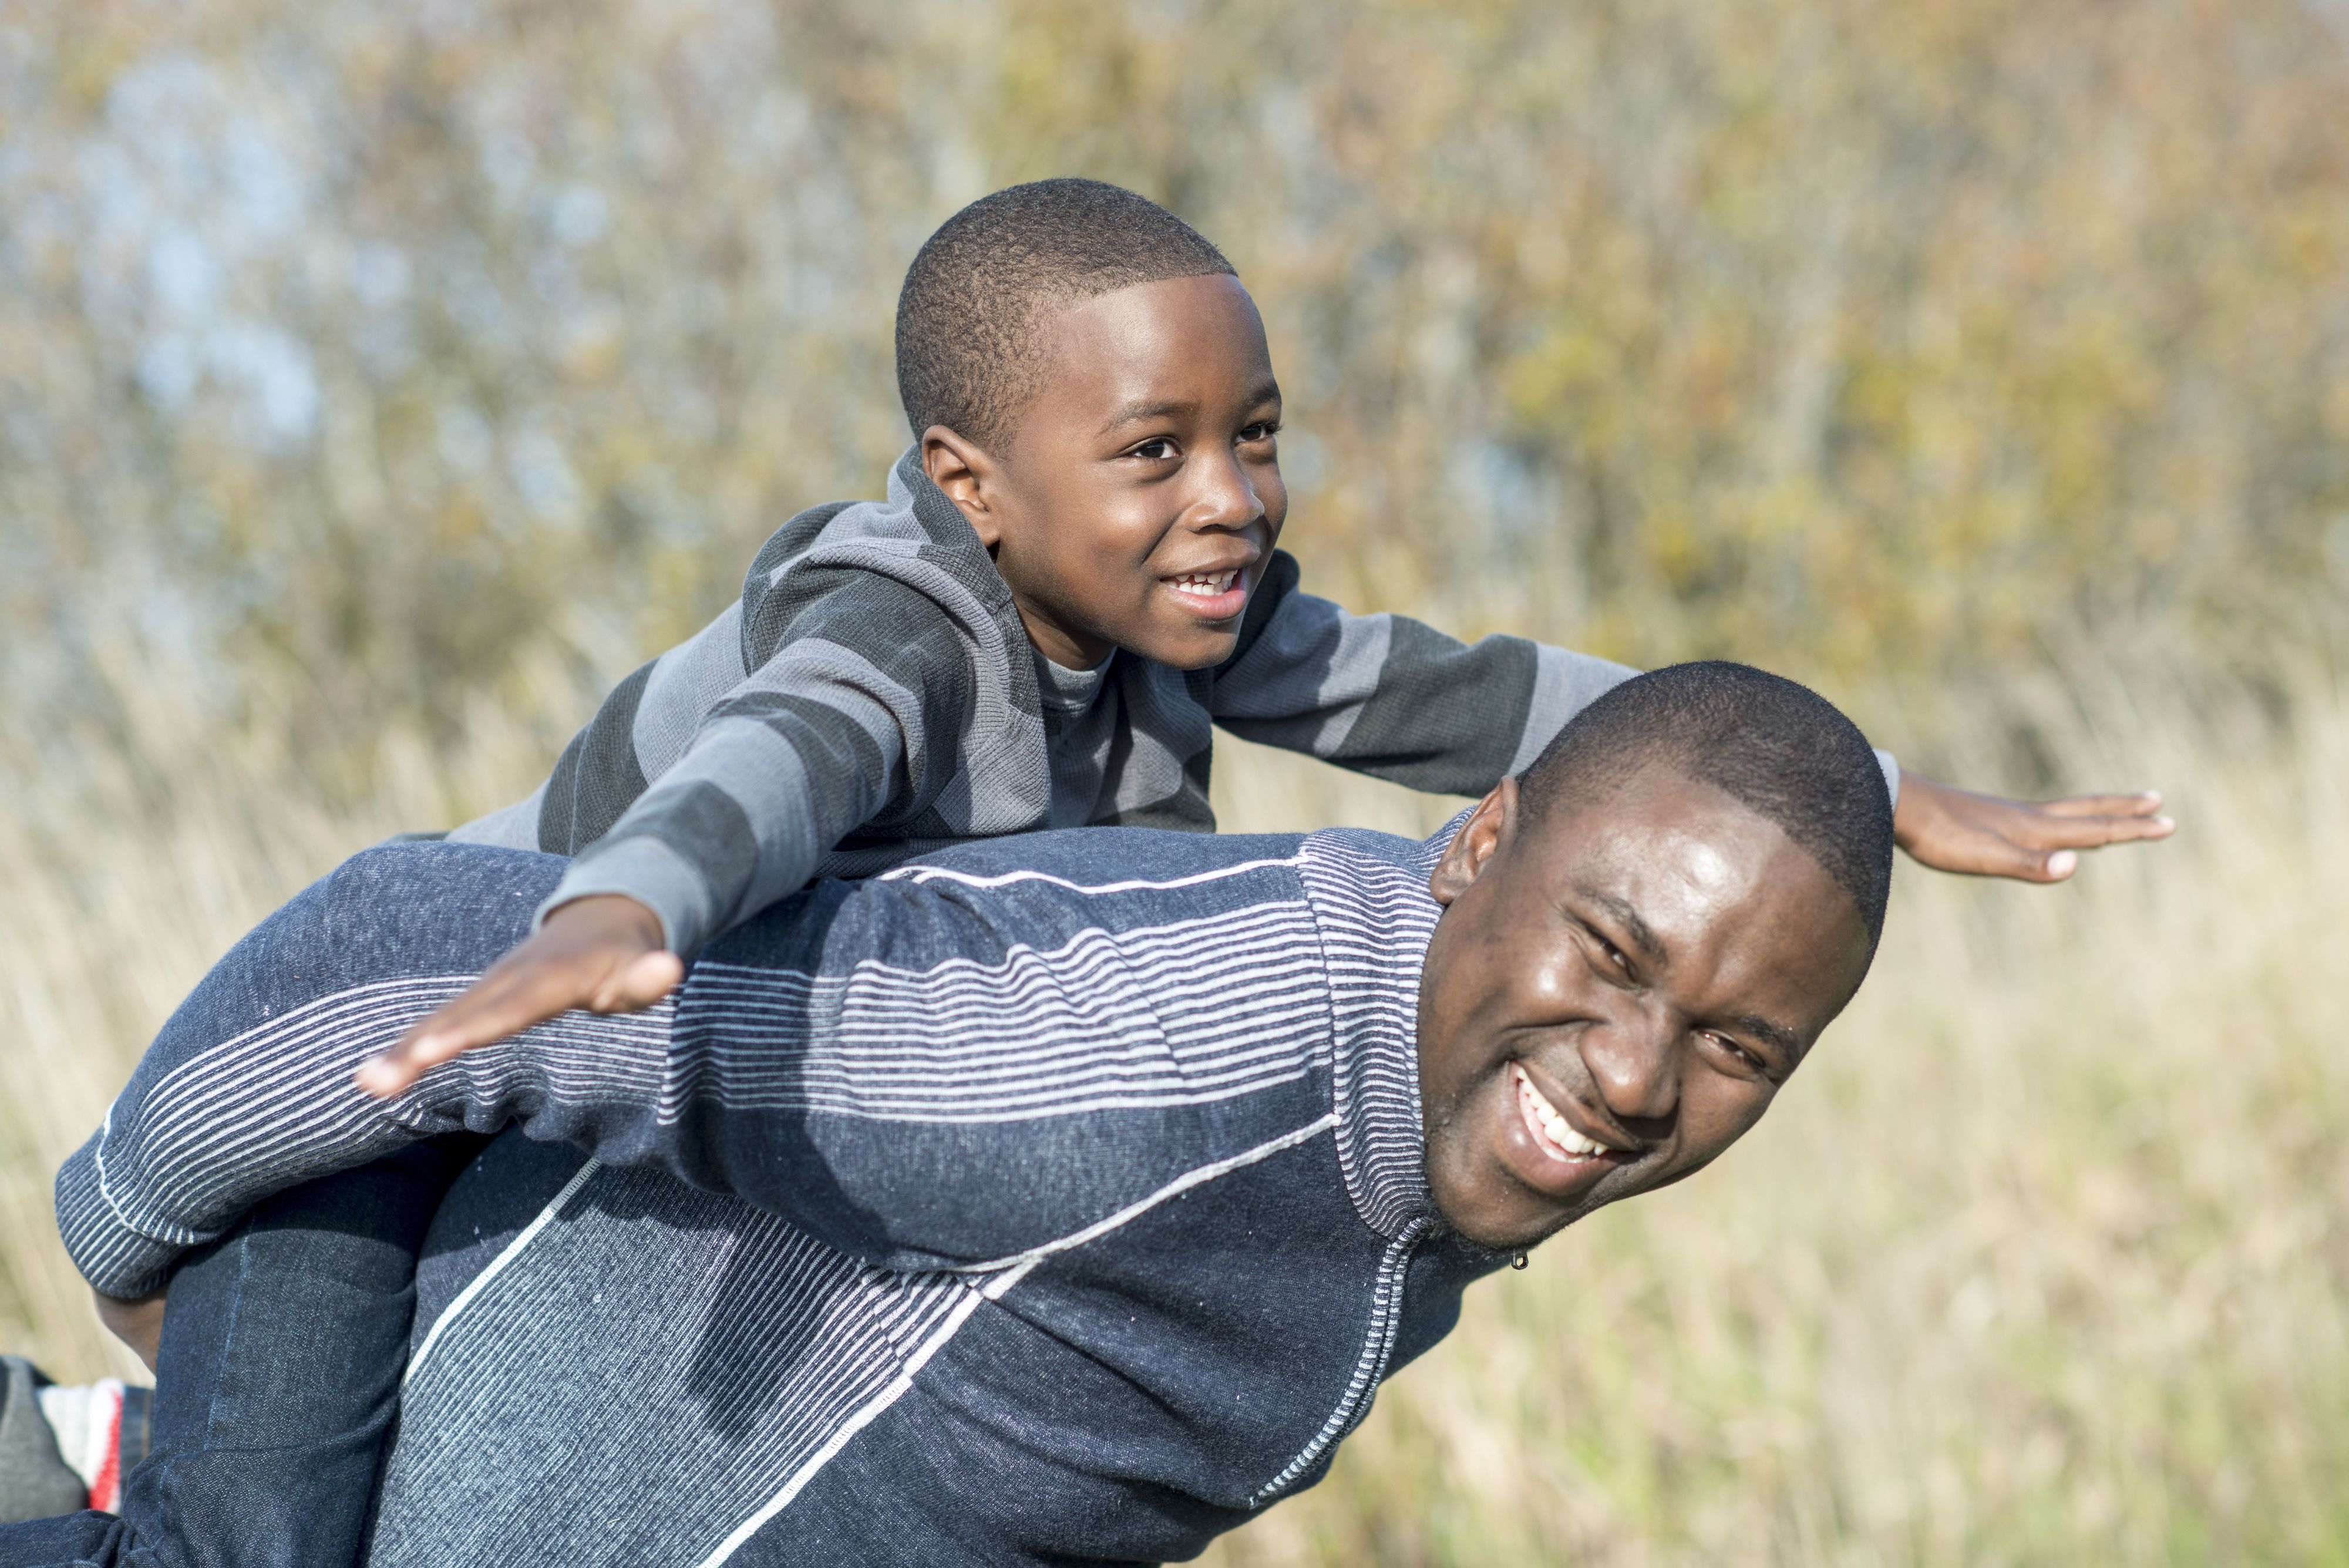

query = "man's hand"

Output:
[[355, 894, 684, 1099], [93, 1288, 163, 1374], [1894, 770, 2175, 881]]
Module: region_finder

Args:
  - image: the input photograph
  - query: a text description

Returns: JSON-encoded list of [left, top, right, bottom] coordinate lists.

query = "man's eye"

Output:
[[1706, 1032, 1764, 1074]]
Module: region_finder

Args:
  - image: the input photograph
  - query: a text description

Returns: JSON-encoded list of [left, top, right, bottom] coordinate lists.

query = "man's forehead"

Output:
[[1526, 778, 1862, 1005]]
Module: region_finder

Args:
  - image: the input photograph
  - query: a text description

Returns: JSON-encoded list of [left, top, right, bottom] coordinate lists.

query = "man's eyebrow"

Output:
[[1580, 889, 1665, 964], [1724, 1012, 1805, 1065]]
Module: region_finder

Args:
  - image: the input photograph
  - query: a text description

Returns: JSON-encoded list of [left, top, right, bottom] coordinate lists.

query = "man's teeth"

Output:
[[1517, 1065, 1610, 1159], [1167, 570, 1240, 596]]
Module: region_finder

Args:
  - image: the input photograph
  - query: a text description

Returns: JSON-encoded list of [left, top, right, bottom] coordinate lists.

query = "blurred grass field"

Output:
[[6, 0, 2349, 1560]]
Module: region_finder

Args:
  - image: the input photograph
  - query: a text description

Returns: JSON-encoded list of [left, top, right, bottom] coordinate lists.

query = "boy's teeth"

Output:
[[1516, 1065, 1609, 1159], [1169, 570, 1238, 594]]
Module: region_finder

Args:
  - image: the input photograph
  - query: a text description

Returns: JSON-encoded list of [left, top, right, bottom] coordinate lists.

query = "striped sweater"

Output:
[[60, 827, 1507, 1565], [447, 446, 1651, 956]]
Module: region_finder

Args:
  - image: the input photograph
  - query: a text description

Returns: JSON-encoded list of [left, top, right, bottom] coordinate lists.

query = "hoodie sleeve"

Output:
[[532, 551, 995, 958], [1209, 551, 1902, 807]]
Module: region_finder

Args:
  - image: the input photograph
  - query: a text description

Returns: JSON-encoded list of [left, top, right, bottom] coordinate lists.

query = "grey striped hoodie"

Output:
[[449, 446, 1898, 948], [451, 447, 1893, 956]]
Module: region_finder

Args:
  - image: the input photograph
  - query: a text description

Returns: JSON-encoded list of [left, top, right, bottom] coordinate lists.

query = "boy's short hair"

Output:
[[895, 178, 1236, 452], [1517, 661, 1896, 956]]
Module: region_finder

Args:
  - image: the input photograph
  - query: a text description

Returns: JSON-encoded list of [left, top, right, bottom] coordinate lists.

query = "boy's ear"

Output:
[[921, 425, 1006, 549], [1429, 779, 1517, 907]]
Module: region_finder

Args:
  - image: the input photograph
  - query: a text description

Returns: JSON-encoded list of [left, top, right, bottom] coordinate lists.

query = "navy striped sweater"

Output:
[[59, 826, 1507, 1564]]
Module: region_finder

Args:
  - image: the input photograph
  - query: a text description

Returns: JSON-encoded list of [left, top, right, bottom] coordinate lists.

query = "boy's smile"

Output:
[[1416, 768, 1873, 1250], [921, 272, 1287, 671]]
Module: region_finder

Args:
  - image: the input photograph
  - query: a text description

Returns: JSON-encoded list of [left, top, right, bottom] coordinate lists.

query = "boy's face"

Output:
[[923, 273, 1287, 670], [1415, 767, 1873, 1251]]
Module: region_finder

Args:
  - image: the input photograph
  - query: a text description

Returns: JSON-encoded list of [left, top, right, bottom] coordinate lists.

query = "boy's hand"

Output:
[[356, 895, 684, 1099], [1894, 769, 2175, 881], [93, 1287, 164, 1374]]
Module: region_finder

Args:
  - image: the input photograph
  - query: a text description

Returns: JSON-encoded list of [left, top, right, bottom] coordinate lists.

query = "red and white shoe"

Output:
[[0, 1357, 154, 1519]]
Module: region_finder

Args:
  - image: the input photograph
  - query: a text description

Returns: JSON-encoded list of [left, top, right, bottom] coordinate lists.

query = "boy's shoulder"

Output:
[[742, 450, 1001, 594], [732, 450, 1024, 669]]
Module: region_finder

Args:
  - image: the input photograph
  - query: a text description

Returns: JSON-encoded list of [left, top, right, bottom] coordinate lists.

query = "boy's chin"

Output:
[[1126, 626, 1243, 671]]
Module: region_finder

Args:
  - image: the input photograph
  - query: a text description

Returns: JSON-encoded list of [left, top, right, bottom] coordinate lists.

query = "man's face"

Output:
[[923, 272, 1288, 670], [1416, 767, 1873, 1251]]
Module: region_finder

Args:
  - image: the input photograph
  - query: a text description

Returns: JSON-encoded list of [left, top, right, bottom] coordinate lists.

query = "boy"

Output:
[[355, 177, 2165, 1098], [11, 180, 2166, 1555]]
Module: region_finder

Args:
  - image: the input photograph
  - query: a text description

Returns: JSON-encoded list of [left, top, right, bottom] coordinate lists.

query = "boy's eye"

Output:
[[1239, 420, 1280, 444], [1129, 438, 1179, 461]]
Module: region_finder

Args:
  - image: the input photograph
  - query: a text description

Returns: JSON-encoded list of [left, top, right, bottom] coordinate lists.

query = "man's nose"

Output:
[[1577, 1005, 1681, 1128]]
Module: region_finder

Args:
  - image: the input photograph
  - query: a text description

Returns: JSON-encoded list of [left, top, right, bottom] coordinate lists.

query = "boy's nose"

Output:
[[1187, 449, 1264, 532]]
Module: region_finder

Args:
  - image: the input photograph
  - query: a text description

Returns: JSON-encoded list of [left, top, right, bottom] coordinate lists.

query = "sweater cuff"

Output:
[[1873, 748, 1902, 812], [537, 835, 716, 957], [55, 1140, 196, 1300]]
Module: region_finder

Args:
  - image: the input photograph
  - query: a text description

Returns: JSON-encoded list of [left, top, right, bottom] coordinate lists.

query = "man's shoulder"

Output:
[[880, 826, 1315, 923], [874, 822, 1452, 957]]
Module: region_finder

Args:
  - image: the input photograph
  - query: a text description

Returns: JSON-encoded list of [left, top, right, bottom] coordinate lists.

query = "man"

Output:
[[15, 661, 1893, 1566]]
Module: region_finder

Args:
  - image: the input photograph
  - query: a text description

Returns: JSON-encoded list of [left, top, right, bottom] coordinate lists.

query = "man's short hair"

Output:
[[894, 179, 1236, 452], [1518, 661, 1896, 953]]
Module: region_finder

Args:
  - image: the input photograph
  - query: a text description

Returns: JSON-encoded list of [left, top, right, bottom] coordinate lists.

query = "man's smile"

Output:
[[1499, 1059, 1636, 1201]]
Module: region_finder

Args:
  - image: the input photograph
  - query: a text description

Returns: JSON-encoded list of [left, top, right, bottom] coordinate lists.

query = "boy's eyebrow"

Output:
[[1099, 398, 1194, 434], [1098, 378, 1282, 436]]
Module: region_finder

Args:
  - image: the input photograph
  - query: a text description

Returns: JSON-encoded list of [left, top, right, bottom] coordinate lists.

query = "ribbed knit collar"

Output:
[[1295, 817, 1460, 1240]]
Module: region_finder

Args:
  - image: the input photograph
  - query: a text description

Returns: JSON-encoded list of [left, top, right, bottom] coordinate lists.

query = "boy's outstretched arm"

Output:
[[356, 894, 682, 1099], [1892, 772, 2175, 880], [1207, 553, 2174, 886]]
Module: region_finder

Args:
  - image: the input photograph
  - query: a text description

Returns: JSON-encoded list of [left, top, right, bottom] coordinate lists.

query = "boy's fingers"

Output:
[[590, 950, 686, 1013], [1960, 833, 2072, 881], [2037, 791, 2164, 819], [2027, 810, 2178, 849], [357, 965, 590, 1098]]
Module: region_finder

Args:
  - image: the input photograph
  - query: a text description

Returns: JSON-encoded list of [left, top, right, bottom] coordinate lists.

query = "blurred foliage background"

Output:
[[8, 0, 2347, 770], [4, 0, 2348, 1562]]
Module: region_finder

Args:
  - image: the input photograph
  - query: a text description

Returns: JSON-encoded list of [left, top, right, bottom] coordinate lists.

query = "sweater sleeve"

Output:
[[54, 838, 1317, 1295], [1211, 551, 1902, 807], [535, 560, 982, 957]]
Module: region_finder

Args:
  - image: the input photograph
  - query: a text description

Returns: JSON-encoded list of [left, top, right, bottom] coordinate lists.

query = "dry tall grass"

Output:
[[4, 660, 2342, 1563]]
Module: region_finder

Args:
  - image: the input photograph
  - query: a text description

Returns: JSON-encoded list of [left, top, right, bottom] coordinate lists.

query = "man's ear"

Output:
[[1429, 778, 1517, 907], [921, 425, 1006, 549]]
